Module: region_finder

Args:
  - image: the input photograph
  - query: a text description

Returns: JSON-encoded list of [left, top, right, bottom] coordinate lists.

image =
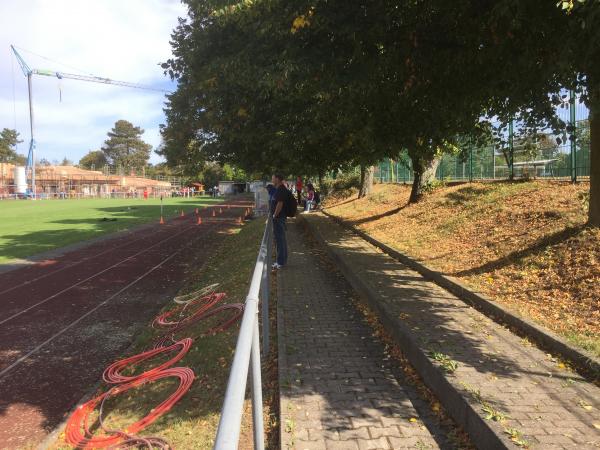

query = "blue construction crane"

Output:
[[10, 45, 170, 198]]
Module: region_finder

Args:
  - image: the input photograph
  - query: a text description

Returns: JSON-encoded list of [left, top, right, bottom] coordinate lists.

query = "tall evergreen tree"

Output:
[[0, 128, 23, 163], [102, 120, 151, 169]]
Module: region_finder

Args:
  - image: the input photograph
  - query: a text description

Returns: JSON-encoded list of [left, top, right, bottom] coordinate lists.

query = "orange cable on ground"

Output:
[[63, 282, 242, 449], [152, 292, 227, 329], [153, 303, 244, 349], [65, 367, 195, 449], [102, 338, 192, 384]]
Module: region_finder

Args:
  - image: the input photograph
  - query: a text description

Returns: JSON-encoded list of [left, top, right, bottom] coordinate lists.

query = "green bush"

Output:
[[320, 172, 361, 198]]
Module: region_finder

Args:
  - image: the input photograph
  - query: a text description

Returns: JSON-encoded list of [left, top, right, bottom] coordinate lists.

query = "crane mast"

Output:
[[10, 45, 170, 198]]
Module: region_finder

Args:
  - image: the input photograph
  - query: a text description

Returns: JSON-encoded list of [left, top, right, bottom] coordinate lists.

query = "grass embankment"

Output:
[[52, 216, 276, 449], [326, 181, 599, 357], [0, 197, 220, 264]]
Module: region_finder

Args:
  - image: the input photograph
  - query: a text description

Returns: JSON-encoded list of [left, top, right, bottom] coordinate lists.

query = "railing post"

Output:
[[214, 217, 271, 450], [251, 316, 265, 450], [260, 224, 271, 355]]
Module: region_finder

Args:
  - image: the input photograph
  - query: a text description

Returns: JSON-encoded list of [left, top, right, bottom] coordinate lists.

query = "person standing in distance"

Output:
[[295, 176, 303, 205], [271, 174, 288, 270]]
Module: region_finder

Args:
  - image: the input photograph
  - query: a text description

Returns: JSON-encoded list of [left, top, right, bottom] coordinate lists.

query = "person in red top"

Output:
[[295, 176, 303, 205]]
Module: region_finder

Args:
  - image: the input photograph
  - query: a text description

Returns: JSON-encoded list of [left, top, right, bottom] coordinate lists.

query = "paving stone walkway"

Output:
[[278, 220, 452, 450], [301, 212, 600, 450]]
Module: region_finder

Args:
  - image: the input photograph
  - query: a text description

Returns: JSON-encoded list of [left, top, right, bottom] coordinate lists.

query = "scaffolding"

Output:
[[0, 164, 173, 200]]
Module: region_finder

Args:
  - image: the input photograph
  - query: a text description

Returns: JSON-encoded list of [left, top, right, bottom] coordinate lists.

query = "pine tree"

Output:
[[101, 120, 151, 169], [0, 128, 23, 163]]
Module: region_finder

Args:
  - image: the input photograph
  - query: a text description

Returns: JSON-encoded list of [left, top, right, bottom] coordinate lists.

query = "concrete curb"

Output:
[[298, 214, 512, 450], [320, 210, 600, 381], [276, 267, 290, 450]]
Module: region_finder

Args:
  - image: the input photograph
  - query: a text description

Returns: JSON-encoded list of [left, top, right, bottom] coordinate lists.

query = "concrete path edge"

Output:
[[319, 210, 600, 381]]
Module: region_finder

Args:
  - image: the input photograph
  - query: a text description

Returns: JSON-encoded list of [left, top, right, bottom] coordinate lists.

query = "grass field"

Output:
[[0, 197, 221, 264], [326, 180, 600, 357]]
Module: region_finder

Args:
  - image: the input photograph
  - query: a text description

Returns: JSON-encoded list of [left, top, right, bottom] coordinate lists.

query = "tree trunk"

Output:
[[589, 94, 600, 226], [358, 165, 374, 198], [409, 156, 440, 203]]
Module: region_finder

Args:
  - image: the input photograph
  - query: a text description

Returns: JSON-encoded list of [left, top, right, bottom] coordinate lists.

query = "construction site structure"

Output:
[[0, 163, 173, 199]]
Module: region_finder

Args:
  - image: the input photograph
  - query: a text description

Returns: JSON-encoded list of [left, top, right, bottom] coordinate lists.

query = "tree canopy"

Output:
[[102, 120, 152, 169], [79, 150, 108, 170], [0, 128, 24, 164], [161, 0, 600, 224]]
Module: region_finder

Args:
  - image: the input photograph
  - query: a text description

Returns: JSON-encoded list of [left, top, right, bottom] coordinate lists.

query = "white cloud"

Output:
[[0, 0, 187, 164]]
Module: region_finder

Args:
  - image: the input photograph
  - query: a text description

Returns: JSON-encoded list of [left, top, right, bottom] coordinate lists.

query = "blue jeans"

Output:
[[273, 217, 287, 265]]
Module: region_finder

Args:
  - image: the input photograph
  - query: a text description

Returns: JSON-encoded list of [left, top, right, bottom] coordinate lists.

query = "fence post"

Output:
[[469, 143, 473, 182], [508, 119, 514, 180], [570, 89, 577, 182]]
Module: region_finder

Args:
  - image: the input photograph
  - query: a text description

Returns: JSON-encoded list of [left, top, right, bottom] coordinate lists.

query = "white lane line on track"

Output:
[[0, 219, 226, 380], [0, 223, 170, 297], [0, 213, 203, 297], [0, 222, 198, 326]]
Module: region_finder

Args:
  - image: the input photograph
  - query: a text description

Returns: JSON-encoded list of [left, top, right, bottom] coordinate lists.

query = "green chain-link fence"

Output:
[[375, 92, 590, 183]]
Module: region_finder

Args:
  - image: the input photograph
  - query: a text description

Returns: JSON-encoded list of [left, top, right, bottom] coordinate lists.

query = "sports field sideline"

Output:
[[0, 196, 221, 264]]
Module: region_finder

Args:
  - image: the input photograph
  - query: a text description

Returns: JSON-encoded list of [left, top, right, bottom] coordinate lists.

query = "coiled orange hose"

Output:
[[65, 367, 195, 449], [103, 338, 192, 384]]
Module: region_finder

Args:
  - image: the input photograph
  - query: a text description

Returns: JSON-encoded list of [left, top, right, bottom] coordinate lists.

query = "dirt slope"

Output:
[[326, 181, 599, 356]]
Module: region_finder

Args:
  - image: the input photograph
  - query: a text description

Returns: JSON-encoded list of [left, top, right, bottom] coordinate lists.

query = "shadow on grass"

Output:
[[445, 185, 493, 205], [451, 224, 585, 277], [0, 228, 110, 262], [0, 198, 240, 263], [347, 203, 409, 226]]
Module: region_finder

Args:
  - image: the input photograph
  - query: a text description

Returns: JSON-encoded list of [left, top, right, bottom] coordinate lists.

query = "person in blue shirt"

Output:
[[270, 174, 289, 270]]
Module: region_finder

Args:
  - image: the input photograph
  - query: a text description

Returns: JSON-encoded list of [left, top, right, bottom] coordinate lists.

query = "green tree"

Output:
[[79, 150, 108, 170], [0, 128, 23, 163], [160, 0, 599, 218], [102, 120, 151, 169], [60, 157, 73, 166], [199, 162, 225, 189]]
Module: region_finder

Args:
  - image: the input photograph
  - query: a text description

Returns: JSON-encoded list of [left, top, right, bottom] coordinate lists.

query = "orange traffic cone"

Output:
[[212, 209, 216, 217], [219, 207, 223, 214], [195, 207, 199, 214], [160, 216, 165, 224], [180, 210, 185, 217], [197, 216, 202, 225]]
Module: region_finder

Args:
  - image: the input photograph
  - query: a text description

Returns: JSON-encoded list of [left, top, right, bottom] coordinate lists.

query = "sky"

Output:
[[0, 0, 188, 165]]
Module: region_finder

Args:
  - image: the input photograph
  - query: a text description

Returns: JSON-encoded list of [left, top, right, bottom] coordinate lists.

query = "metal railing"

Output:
[[214, 215, 272, 449]]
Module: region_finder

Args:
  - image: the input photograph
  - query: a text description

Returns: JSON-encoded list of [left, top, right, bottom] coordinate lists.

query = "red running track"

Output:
[[0, 200, 253, 448]]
